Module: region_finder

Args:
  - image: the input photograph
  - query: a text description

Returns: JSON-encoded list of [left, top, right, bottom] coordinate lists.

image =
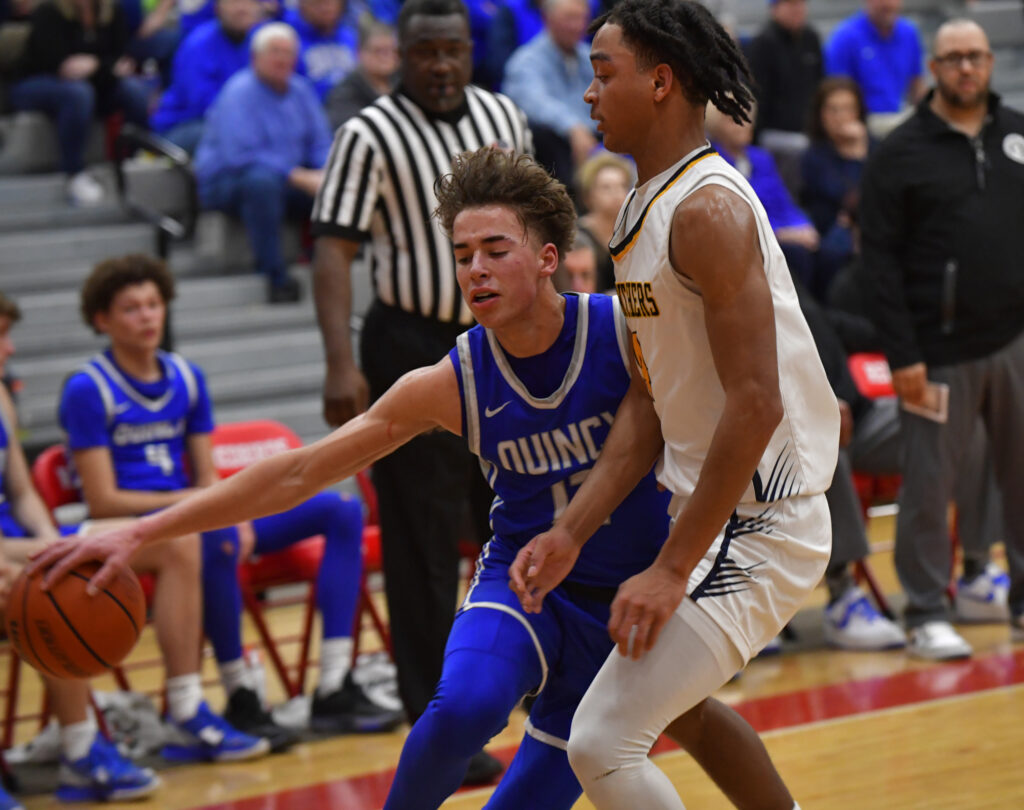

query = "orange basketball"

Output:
[[4, 561, 147, 680]]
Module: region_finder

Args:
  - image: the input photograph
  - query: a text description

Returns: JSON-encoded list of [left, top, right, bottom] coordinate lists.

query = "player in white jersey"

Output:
[[510, 1, 839, 808]]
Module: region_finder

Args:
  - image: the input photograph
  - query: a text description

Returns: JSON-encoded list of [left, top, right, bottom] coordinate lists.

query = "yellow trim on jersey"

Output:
[[610, 151, 718, 262]]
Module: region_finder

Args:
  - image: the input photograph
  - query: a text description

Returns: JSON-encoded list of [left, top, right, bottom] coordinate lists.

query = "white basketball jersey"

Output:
[[611, 144, 839, 504]]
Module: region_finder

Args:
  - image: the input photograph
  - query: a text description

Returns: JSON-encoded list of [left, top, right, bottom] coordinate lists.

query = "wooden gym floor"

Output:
[[9, 512, 1024, 810]]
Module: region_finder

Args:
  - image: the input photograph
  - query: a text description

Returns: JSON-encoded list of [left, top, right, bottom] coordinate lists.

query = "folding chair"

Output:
[[210, 420, 389, 698]]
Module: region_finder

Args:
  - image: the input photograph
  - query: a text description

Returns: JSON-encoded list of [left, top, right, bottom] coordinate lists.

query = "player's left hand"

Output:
[[608, 562, 688, 660], [27, 523, 143, 596]]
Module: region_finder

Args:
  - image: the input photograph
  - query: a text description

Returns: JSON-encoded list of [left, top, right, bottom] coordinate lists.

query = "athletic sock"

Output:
[[166, 673, 203, 723], [219, 657, 254, 696], [60, 716, 99, 762], [317, 637, 353, 696]]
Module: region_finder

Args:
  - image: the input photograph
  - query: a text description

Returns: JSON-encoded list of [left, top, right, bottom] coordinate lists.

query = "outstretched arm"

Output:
[[31, 359, 462, 591]]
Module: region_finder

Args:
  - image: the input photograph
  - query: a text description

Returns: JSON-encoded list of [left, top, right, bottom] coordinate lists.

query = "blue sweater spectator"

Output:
[[284, 3, 357, 102], [502, 29, 592, 139], [715, 140, 810, 230], [196, 25, 332, 303], [825, 7, 924, 114], [152, 0, 263, 152]]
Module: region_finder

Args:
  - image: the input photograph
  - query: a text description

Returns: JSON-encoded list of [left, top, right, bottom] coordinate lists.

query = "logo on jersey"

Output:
[[484, 401, 512, 418], [495, 412, 614, 474], [615, 282, 660, 318], [112, 418, 186, 446]]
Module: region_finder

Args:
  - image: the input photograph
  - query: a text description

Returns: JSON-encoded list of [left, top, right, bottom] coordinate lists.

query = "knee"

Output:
[[201, 527, 240, 570], [156, 532, 202, 580], [420, 686, 510, 757], [63, 80, 95, 118], [322, 493, 364, 540], [239, 165, 286, 198], [566, 709, 612, 780]]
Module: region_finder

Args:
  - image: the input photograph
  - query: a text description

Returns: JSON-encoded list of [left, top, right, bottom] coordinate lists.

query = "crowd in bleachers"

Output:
[[0, 0, 1022, 806]]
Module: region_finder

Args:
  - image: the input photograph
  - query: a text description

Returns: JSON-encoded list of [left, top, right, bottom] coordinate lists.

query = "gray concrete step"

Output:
[[0, 223, 158, 270], [13, 296, 316, 358]]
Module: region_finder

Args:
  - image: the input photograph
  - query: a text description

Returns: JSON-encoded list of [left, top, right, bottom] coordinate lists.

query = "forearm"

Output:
[[86, 487, 196, 520], [555, 379, 663, 545], [10, 494, 58, 539], [656, 390, 781, 579], [313, 239, 358, 371]]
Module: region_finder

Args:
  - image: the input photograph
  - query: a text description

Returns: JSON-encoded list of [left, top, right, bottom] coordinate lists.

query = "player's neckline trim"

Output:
[[485, 293, 590, 410], [609, 147, 717, 262]]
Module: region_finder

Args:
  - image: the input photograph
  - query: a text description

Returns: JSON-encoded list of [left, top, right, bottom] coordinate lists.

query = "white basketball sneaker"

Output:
[[823, 586, 906, 650], [954, 563, 1010, 623], [907, 621, 972, 661]]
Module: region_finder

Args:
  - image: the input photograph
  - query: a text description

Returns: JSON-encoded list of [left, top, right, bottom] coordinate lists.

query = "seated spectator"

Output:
[[60, 257, 403, 747], [122, 0, 179, 87], [325, 16, 397, 130], [800, 77, 872, 288], [745, 0, 822, 150], [576, 151, 632, 292], [502, 0, 595, 192], [284, 0, 357, 102], [151, 0, 264, 154], [0, 292, 159, 805], [825, 0, 925, 120], [560, 232, 601, 293], [705, 103, 828, 294], [195, 22, 332, 303], [8, 0, 150, 205], [483, 0, 543, 91]]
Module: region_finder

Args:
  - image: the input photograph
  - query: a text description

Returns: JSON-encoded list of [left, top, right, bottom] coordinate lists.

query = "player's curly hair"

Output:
[[0, 292, 21, 324], [80, 254, 176, 333], [434, 148, 576, 259], [592, 0, 755, 124]]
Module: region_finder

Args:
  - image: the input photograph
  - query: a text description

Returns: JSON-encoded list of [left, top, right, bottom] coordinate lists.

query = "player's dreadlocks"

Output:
[[592, 0, 755, 124]]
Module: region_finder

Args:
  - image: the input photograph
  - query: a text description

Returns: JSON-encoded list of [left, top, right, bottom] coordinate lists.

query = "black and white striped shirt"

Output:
[[312, 86, 533, 325]]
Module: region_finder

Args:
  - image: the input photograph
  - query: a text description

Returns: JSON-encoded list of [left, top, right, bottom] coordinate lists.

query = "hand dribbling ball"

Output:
[[4, 561, 146, 679]]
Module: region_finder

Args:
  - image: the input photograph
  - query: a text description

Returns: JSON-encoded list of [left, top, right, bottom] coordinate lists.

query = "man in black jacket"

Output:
[[860, 18, 1024, 660]]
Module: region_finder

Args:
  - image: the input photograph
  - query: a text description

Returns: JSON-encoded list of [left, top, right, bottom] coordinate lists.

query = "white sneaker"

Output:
[[67, 171, 105, 207], [954, 563, 1010, 623], [907, 621, 972, 661], [824, 586, 906, 650]]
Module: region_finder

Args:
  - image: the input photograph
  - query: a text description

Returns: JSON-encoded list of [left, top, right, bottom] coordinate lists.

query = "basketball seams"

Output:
[[17, 571, 61, 678], [67, 570, 142, 635], [43, 591, 112, 671]]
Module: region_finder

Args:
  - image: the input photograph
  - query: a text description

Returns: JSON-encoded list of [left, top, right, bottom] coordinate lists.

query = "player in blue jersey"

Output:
[[0, 292, 158, 806], [33, 149, 795, 808], [58, 257, 401, 753]]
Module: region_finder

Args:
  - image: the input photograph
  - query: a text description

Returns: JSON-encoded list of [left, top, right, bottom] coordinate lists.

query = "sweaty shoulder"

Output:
[[669, 183, 760, 285]]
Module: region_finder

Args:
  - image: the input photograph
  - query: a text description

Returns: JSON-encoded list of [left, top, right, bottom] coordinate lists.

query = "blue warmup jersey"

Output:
[[0, 398, 14, 532], [450, 293, 669, 590], [59, 350, 214, 492]]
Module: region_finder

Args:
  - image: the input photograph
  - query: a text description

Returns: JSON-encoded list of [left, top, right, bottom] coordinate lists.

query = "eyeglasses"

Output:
[[933, 50, 993, 69]]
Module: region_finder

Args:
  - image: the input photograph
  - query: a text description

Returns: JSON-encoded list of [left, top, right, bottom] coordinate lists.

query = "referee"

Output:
[[310, 0, 531, 784]]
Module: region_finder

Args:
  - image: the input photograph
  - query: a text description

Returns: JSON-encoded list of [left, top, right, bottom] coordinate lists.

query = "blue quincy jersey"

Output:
[[0, 397, 12, 526], [59, 350, 214, 492], [449, 293, 670, 590]]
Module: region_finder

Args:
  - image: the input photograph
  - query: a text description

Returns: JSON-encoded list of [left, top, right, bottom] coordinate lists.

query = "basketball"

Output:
[[4, 562, 147, 680]]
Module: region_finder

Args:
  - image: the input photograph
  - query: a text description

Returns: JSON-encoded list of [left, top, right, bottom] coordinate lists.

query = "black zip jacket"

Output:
[[859, 90, 1024, 370]]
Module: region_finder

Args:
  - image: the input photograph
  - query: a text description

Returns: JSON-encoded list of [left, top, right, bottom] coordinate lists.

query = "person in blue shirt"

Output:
[[824, 0, 925, 116], [283, 0, 357, 102], [151, 0, 264, 153], [0, 292, 159, 806], [59, 255, 403, 751], [36, 148, 797, 810], [195, 22, 333, 303], [501, 0, 596, 193], [706, 102, 834, 299]]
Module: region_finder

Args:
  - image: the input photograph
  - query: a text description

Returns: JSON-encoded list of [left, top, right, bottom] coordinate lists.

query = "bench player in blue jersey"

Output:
[[58, 257, 402, 753], [0, 292, 158, 806], [34, 149, 795, 808]]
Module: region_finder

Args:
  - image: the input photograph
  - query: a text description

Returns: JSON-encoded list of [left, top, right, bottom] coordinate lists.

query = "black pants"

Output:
[[360, 302, 493, 721]]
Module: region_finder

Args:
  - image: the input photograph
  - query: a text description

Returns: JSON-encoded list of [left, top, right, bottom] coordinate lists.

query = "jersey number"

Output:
[[630, 331, 653, 398], [551, 470, 611, 526], [145, 443, 175, 476]]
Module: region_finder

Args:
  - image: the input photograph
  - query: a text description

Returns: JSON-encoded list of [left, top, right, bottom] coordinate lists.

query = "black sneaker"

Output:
[[310, 673, 405, 734], [267, 277, 302, 304], [223, 687, 300, 753], [463, 749, 503, 786]]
